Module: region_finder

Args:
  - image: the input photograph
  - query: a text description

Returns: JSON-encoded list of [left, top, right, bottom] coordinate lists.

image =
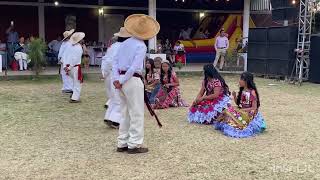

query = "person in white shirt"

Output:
[[63, 32, 85, 103], [58, 29, 74, 93], [214, 29, 229, 71], [101, 27, 131, 129], [113, 14, 159, 154]]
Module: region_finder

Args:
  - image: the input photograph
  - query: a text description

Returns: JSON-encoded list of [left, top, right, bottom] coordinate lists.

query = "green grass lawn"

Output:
[[0, 75, 320, 180]]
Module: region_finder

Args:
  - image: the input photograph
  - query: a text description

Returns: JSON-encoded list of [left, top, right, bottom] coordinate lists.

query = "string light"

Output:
[[54, 1, 59, 6], [292, 0, 296, 4]]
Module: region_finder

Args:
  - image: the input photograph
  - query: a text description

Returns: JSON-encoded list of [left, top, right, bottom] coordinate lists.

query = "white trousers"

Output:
[[118, 76, 144, 149], [104, 78, 122, 124], [213, 48, 227, 69], [104, 74, 111, 106], [61, 64, 74, 91], [14, 52, 28, 70], [69, 66, 82, 101]]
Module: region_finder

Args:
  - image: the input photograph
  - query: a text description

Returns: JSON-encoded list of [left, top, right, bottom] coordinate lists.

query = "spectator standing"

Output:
[[6, 23, 19, 65], [213, 29, 229, 71]]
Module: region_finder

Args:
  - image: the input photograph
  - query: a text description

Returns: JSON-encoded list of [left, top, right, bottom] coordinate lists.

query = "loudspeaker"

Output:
[[268, 42, 296, 59], [270, 0, 292, 8], [271, 0, 298, 20], [248, 42, 268, 59], [309, 35, 320, 83], [248, 28, 268, 42], [248, 59, 267, 74], [272, 8, 298, 21], [248, 26, 298, 76], [268, 26, 297, 42]]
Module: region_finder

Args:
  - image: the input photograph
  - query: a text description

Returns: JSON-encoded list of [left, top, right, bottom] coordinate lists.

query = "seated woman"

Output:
[[145, 58, 160, 104], [153, 60, 188, 109], [14, 37, 30, 71], [188, 64, 230, 124], [214, 72, 266, 138]]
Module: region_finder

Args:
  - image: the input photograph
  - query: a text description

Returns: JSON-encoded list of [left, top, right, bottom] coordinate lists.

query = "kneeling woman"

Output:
[[153, 60, 188, 109], [214, 72, 266, 138], [188, 64, 230, 124]]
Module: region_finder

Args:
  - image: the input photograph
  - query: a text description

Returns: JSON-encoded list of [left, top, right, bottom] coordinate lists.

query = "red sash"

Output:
[[74, 64, 83, 83]]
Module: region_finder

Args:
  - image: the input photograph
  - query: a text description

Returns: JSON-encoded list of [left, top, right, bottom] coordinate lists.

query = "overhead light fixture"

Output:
[[98, 8, 104, 16], [200, 12, 205, 19], [54, 1, 59, 6]]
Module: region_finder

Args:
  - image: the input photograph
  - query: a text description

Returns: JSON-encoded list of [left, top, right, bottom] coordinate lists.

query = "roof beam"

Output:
[[0, 1, 270, 14]]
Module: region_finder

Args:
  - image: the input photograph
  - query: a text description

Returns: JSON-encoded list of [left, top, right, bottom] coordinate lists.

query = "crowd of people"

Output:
[[0, 23, 105, 71]]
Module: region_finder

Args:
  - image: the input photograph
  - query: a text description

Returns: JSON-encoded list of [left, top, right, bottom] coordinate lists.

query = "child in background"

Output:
[[145, 58, 160, 104], [214, 72, 266, 138]]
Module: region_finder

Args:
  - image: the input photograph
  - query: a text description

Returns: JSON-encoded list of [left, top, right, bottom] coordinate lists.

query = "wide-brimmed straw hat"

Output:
[[70, 32, 85, 45], [124, 14, 160, 40], [114, 27, 132, 38], [62, 29, 75, 41]]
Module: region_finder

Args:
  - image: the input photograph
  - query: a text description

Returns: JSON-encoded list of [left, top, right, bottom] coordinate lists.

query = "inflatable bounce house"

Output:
[[180, 14, 256, 63]]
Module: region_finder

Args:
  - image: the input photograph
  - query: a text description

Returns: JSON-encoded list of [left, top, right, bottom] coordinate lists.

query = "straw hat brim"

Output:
[[70, 32, 85, 45], [124, 14, 160, 40], [114, 29, 132, 38], [62, 29, 75, 41]]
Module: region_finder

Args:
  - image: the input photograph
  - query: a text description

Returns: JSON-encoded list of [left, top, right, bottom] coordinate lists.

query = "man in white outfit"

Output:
[[101, 27, 132, 129], [59, 29, 74, 93], [64, 32, 85, 103], [213, 29, 229, 71], [113, 14, 159, 154]]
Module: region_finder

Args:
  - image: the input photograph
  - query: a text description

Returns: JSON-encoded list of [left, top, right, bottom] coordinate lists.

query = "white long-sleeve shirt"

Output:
[[101, 42, 121, 78], [112, 37, 147, 85], [63, 43, 83, 68], [58, 41, 72, 63]]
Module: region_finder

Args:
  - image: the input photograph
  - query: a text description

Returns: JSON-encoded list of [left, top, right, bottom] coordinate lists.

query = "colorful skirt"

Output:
[[214, 106, 266, 138], [154, 86, 188, 109], [187, 95, 230, 124]]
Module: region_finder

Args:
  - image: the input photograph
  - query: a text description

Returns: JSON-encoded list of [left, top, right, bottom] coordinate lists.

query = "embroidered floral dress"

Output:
[[188, 79, 230, 124], [214, 89, 266, 138], [154, 71, 188, 109]]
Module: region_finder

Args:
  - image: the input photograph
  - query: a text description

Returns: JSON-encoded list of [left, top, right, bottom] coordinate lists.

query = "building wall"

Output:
[[0, 5, 38, 41], [44, 7, 99, 42]]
